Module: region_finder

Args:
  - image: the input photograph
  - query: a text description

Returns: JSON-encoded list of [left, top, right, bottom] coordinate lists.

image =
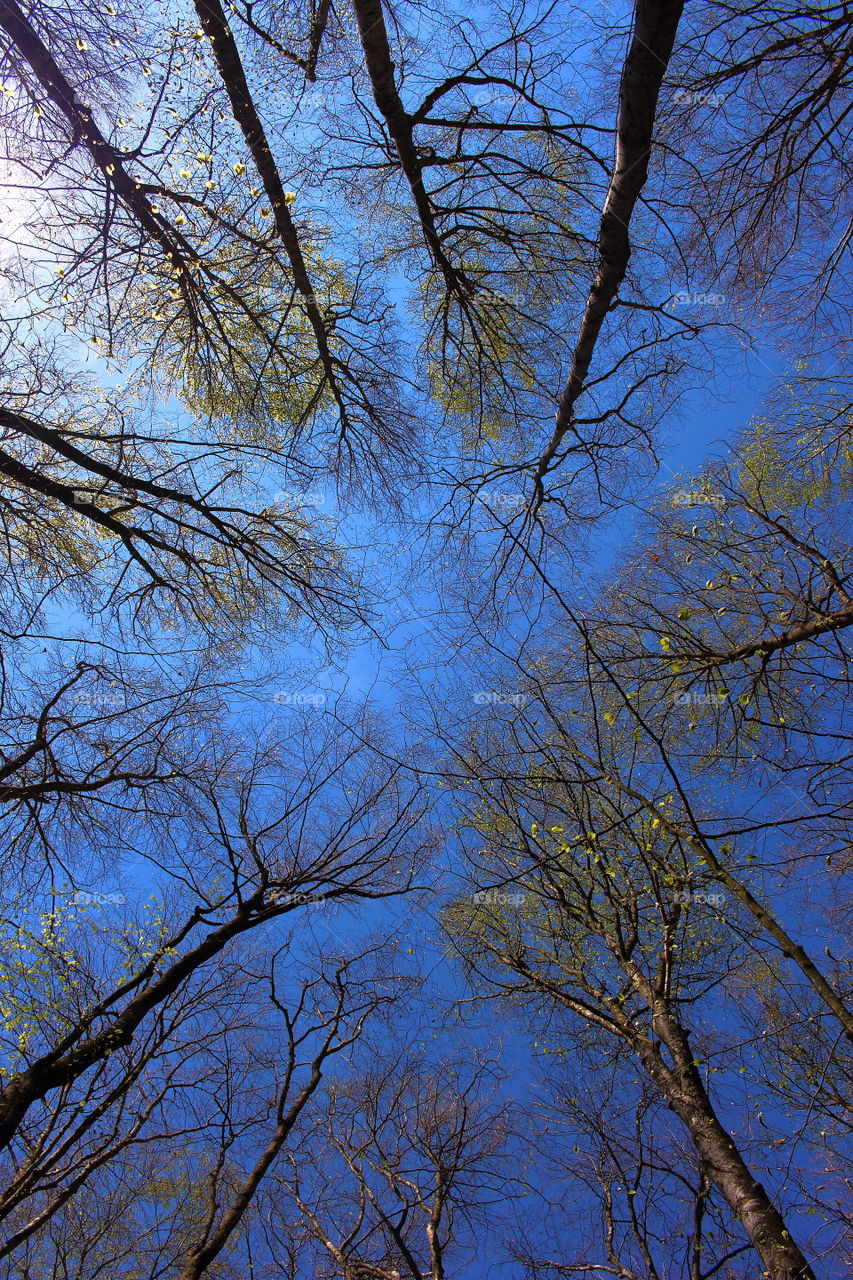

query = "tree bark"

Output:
[[193, 0, 347, 417], [632, 986, 817, 1280], [695, 602, 853, 669], [349, 0, 463, 293], [0, 0, 191, 267], [533, 0, 686, 494]]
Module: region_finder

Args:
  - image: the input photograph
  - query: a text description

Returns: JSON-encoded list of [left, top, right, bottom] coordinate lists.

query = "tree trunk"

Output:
[[533, 0, 686, 491], [638, 1008, 816, 1280]]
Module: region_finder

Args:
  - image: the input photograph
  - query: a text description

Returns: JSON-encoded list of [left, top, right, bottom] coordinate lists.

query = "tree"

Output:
[[441, 714, 833, 1278], [662, 0, 853, 335], [0, 0, 409, 465], [279, 1046, 519, 1279], [0, 938, 402, 1279], [0, 366, 360, 640], [429, 368, 853, 1275], [1, 0, 852, 1274], [0, 699, 430, 1273], [515, 1073, 756, 1280]]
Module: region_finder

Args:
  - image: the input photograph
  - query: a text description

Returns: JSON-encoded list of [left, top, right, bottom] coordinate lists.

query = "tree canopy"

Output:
[[0, 0, 850, 1276]]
